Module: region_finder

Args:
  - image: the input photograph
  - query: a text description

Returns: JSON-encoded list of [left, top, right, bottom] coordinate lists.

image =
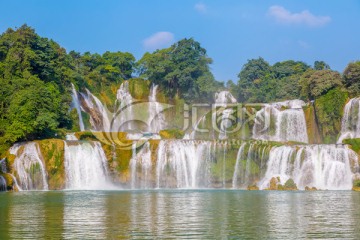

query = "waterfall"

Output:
[[80, 89, 112, 132], [218, 109, 234, 140], [214, 91, 237, 140], [64, 141, 112, 190], [0, 175, 6, 191], [258, 144, 357, 190], [65, 133, 78, 141], [113, 81, 135, 132], [253, 100, 308, 143], [70, 83, 85, 131], [215, 91, 237, 104], [129, 141, 152, 189], [148, 84, 165, 133], [156, 140, 213, 188], [0, 158, 7, 173], [232, 142, 270, 188], [10, 142, 48, 190], [338, 97, 360, 143]]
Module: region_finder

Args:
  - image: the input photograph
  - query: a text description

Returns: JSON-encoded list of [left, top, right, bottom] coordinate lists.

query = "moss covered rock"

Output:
[[314, 88, 348, 143], [37, 139, 65, 190], [304, 104, 322, 144], [128, 78, 150, 100], [247, 184, 259, 190], [159, 129, 185, 139]]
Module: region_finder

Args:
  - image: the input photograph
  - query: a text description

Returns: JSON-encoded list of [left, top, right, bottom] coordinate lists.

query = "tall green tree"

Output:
[[236, 57, 272, 102], [137, 38, 221, 102], [343, 61, 360, 96], [299, 69, 343, 100]]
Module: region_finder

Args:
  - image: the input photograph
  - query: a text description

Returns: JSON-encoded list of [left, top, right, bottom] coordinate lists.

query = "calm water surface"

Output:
[[0, 190, 360, 239]]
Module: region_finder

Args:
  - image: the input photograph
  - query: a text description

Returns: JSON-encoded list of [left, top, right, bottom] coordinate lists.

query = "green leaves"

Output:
[[300, 69, 343, 100], [137, 38, 221, 102], [343, 61, 360, 96]]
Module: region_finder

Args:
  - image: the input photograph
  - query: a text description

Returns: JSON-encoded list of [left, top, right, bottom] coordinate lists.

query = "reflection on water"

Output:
[[1, 190, 360, 239], [63, 191, 107, 239]]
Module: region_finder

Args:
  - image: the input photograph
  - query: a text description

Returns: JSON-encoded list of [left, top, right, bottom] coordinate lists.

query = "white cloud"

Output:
[[268, 5, 331, 27], [143, 32, 175, 51], [194, 3, 207, 14]]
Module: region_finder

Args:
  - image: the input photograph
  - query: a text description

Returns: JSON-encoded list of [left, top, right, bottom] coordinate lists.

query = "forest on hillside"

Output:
[[0, 25, 360, 152]]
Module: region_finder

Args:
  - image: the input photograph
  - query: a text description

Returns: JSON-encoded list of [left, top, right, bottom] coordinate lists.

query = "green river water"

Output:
[[1, 190, 360, 239]]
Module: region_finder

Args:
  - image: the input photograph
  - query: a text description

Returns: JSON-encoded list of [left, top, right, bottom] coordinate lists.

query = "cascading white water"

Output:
[[214, 91, 237, 140], [232, 142, 270, 188], [0, 158, 6, 173], [78, 81, 137, 133], [338, 97, 360, 143], [156, 140, 213, 188], [129, 141, 152, 189], [0, 158, 7, 191], [64, 141, 112, 190], [10, 142, 48, 190], [258, 144, 357, 190], [148, 84, 165, 133], [0, 175, 6, 191], [65, 133, 78, 141], [215, 91, 237, 104], [253, 100, 308, 143], [80, 89, 112, 131], [218, 109, 233, 140], [113, 81, 135, 132], [70, 83, 85, 131], [183, 115, 207, 139]]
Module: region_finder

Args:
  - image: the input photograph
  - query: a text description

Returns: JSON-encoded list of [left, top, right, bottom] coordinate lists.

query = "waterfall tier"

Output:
[[253, 100, 308, 143], [70, 83, 85, 131], [64, 141, 112, 190], [338, 98, 360, 143], [10, 142, 48, 191], [0, 175, 6, 191], [156, 140, 213, 188], [258, 144, 358, 190]]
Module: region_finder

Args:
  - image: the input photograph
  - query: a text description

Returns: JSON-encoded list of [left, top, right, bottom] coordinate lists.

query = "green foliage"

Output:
[[138, 38, 222, 102], [343, 61, 360, 97], [353, 179, 360, 188], [70, 50, 136, 108], [75, 131, 98, 141], [236, 58, 310, 102], [343, 138, 360, 153], [314, 88, 348, 143], [314, 61, 330, 70], [159, 129, 185, 139], [300, 69, 343, 100], [283, 178, 297, 190], [0, 25, 73, 153]]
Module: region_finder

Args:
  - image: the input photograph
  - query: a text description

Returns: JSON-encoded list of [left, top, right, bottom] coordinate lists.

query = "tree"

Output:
[[314, 61, 330, 70], [300, 69, 343, 100], [137, 38, 220, 102], [0, 25, 74, 149], [236, 57, 272, 102], [343, 61, 360, 96]]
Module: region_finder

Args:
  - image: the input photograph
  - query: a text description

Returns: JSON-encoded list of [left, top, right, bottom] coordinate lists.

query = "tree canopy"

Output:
[[137, 38, 223, 102]]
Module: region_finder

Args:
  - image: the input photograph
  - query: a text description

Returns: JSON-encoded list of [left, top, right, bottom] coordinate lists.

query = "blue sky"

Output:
[[0, 0, 359, 81]]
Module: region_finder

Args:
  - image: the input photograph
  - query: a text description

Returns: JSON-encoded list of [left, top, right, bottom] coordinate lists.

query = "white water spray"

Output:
[[253, 100, 308, 143], [64, 141, 112, 190], [338, 97, 360, 143], [70, 83, 85, 131], [156, 140, 213, 188], [10, 143, 48, 190], [258, 144, 357, 190]]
